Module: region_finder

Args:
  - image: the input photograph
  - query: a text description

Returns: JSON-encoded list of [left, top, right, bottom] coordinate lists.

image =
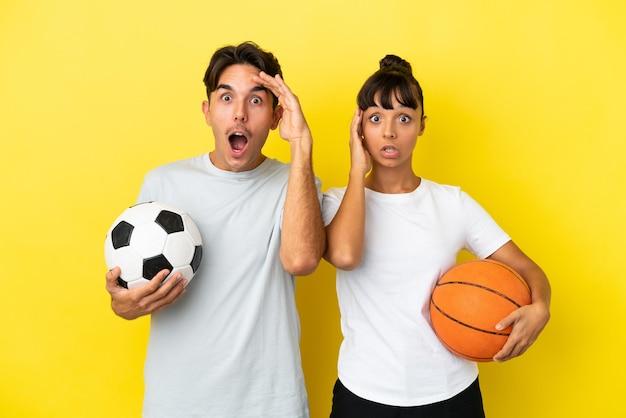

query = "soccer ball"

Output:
[[104, 201, 203, 289]]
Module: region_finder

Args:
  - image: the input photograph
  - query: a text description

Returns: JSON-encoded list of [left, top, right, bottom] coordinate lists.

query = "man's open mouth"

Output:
[[229, 132, 248, 153]]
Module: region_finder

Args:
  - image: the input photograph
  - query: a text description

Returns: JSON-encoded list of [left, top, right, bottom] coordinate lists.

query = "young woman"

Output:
[[322, 55, 551, 418]]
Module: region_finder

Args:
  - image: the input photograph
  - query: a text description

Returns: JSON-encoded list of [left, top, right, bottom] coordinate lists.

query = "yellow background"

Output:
[[1, 0, 624, 416]]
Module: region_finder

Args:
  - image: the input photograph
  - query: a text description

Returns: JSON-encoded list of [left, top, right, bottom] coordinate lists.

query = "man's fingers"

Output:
[[105, 266, 122, 292], [254, 72, 298, 108]]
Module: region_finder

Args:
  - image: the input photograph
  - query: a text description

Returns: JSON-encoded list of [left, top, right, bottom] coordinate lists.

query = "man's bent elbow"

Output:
[[282, 253, 323, 276]]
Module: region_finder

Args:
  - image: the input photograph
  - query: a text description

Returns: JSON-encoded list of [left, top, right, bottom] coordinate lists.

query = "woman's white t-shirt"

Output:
[[322, 179, 510, 407]]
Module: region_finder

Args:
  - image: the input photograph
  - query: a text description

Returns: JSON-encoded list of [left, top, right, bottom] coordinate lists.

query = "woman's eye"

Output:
[[369, 115, 380, 122], [399, 115, 411, 123]]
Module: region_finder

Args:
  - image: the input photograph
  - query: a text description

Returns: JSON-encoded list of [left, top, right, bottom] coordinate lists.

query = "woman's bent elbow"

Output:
[[324, 252, 362, 271]]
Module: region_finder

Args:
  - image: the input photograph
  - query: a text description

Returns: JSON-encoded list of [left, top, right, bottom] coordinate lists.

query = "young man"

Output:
[[105, 42, 325, 417]]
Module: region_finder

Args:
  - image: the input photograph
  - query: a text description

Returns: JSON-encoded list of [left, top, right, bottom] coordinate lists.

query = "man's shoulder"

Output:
[[144, 154, 204, 177], [263, 157, 289, 170], [322, 186, 347, 200], [154, 154, 204, 170]]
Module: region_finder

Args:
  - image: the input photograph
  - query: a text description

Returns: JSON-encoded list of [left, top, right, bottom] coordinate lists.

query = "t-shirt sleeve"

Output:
[[321, 187, 345, 227], [461, 191, 511, 259], [314, 176, 324, 207], [136, 170, 160, 205]]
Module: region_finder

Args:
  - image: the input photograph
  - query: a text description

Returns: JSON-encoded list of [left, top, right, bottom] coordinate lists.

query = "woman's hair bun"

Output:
[[379, 55, 412, 74]]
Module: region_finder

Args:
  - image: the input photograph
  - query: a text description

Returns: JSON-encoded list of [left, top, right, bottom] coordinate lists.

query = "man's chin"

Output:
[[210, 151, 266, 173]]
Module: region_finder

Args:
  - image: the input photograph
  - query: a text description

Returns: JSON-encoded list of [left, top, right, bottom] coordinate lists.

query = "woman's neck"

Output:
[[365, 167, 421, 194]]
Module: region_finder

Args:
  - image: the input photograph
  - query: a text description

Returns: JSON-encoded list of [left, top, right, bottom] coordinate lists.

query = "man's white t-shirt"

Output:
[[137, 154, 317, 417]]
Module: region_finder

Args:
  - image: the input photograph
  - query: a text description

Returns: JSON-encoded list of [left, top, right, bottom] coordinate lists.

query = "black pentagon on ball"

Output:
[[111, 221, 134, 249], [117, 277, 131, 289], [191, 245, 203, 273], [155, 210, 184, 234], [143, 254, 174, 281]]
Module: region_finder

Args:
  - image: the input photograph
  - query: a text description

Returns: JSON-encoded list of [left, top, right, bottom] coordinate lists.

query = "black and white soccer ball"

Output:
[[104, 201, 203, 289]]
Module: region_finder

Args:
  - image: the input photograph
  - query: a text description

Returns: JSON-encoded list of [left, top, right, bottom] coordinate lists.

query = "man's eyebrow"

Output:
[[215, 84, 268, 94]]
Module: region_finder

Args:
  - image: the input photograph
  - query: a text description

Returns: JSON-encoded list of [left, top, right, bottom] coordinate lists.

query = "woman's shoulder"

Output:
[[420, 178, 464, 196]]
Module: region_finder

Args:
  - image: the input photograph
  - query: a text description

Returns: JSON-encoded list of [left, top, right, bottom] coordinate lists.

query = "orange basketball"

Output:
[[429, 259, 531, 362]]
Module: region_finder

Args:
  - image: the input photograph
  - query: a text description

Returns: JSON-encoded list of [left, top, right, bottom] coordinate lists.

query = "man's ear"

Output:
[[271, 104, 283, 130], [202, 100, 211, 126]]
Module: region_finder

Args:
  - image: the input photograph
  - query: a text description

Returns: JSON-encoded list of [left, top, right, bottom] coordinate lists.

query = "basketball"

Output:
[[429, 259, 531, 362]]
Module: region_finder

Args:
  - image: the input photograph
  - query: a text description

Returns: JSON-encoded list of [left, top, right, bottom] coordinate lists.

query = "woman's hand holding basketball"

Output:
[[493, 301, 550, 362]]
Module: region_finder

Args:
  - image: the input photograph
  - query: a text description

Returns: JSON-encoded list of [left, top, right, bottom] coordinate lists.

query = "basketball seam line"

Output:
[[466, 260, 529, 291], [430, 300, 511, 336], [438, 338, 492, 361], [435, 281, 524, 307]]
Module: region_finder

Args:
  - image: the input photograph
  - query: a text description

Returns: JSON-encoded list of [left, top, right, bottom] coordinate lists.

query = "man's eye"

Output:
[[221, 94, 232, 102], [251, 97, 262, 104]]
